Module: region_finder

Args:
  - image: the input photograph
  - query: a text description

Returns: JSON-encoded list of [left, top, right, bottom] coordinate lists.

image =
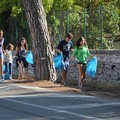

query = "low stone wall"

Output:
[[12, 50, 120, 83], [63, 50, 120, 83], [90, 50, 120, 82]]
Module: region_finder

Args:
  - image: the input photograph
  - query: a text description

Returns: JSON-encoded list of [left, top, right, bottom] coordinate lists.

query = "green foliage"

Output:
[[0, 0, 119, 49], [42, 0, 54, 13], [53, 0, 74, 11], [0, 0, 22, 16], [11, 5, 22, 17]]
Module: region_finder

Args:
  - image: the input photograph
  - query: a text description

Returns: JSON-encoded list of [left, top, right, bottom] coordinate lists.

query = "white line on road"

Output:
[[0, 86, 10, 89], [3, 98, 105, 120], [0, 93, 97, 99], [51, 103, 120, 109]]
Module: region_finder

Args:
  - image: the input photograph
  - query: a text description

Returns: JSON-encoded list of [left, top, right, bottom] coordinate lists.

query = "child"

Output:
[[4, 43, 14, 80], [72, 37, 93, 87]]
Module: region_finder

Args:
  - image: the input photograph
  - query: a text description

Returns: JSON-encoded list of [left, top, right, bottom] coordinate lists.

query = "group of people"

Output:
[[54, 32, 93, 88], [0, 29, 28, 81], [0, 29, 93, 87]]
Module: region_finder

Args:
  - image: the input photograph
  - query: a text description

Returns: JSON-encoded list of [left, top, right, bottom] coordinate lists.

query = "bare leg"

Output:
[[0, 58, 3, 79], [18, 62, 23, 79], [0, 58, 2, 76], [76, 64, 84, 87], [83, 64, 86, 79], [62, 70, 67, 84]]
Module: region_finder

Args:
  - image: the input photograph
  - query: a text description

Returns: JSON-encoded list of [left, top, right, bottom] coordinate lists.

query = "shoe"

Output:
[[61, 81, 67, 86], [9, 76, 12, 80], [78, 83, 82, 88], [64, 82, 67, 86], [64, 81, 69, 86], [0, 76, 4, 81]]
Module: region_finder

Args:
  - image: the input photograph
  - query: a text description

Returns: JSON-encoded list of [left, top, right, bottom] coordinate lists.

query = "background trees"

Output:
[[0, 0, 119, 49], [0, 0, 119, 80]]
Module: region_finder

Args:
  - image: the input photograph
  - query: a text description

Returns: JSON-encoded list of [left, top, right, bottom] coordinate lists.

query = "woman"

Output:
[[72, 37, 93, 87], [16, 37, 28, 79], [0, 30, 4, 80]]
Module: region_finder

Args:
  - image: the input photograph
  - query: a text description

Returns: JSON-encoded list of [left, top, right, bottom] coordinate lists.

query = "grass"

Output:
[[82, 80, 120, 99]]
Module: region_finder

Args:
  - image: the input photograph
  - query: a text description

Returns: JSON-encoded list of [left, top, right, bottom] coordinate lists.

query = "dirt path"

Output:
[[6, 79, 120, 100]]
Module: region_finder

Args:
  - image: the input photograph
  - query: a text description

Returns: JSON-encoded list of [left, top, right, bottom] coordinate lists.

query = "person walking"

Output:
[[4, 43, 14, 80], [15, 37, 28, 79], [72, 37, 93, 88], [56, 33, 73, 85], [0, 30, 5, 80]]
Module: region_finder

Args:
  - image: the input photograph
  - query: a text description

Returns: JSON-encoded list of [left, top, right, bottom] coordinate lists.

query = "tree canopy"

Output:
[[0, 0, 119, 49]]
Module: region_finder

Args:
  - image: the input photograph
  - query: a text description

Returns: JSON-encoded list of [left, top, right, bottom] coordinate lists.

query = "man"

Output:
[[56, 33, 73, 85], [0, 30, 5, 80]]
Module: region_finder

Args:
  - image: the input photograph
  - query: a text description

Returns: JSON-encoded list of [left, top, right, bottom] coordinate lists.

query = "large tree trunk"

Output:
[[21, 0, 57, 81]]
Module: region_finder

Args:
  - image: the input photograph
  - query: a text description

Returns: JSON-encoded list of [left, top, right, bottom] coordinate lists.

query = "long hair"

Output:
[[76, 37, 87, 48], [76, 37, 82, 48], [17, 37, 28, 50], [0, 30, 3, 41]]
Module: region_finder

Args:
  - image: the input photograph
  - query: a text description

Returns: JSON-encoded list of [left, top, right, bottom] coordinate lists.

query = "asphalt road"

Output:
[[0, 81, 120, 120]]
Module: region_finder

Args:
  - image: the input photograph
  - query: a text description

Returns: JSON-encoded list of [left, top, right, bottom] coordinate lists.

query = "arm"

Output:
[[56, 41, 62, 53], [16, 46, 19, 56], [55, 48, 62, 53], [72, 47, 78, 60], [72, 47, 78, 57], [86, 47, 94, 59]]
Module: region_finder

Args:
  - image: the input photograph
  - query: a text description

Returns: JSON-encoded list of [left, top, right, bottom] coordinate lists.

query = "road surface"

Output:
[[0, 81, 120, 120]]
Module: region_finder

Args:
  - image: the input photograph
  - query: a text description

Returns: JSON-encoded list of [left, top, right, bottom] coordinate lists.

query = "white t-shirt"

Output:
[[4, 50, 13, 63]]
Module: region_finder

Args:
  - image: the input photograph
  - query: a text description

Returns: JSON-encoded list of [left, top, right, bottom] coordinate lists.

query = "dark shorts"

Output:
[[75, 59, 86, 65], [16, 56, 28, 68], [62, 57, 69, 71]]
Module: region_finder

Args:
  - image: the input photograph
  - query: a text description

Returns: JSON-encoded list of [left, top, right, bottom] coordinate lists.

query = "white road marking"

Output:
[[15, 84, 54, 91], [51, 103, 120, 109], [3, 98, 105, 120], [0, 93, 97, 99], [0, 86, 10, 89]]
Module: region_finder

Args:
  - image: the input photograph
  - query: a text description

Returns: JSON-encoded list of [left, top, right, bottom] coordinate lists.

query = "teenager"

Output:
[[16, 37, 28, 79], [56, 33, 73, 85]]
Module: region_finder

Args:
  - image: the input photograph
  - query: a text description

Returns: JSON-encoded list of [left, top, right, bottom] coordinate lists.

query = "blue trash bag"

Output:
[[25, 51, 34, 64], [4, 72, 10, 80], [53, 53, 63, 70], [2, 64, 10, 80], [2, 64, 5, 72], [86, 57, 97, 77]]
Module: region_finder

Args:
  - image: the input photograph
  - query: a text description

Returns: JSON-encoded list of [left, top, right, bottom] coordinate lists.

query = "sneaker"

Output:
[[64, 81, 69, 86], [0, 76, 4, 81], [78, 83, 82, 88], [9, 76, 12, 80], [64, 82, 67, 86]]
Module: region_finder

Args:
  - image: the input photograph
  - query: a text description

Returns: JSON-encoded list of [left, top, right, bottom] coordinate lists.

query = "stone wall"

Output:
[[62, 50, 120, 83], [12, 50, 120, 83]]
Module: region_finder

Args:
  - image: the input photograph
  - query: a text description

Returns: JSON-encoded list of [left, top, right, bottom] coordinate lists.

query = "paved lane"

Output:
[[0, 82, 120, 120]]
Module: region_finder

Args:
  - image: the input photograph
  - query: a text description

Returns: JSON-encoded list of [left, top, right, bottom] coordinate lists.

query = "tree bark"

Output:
[[21, 0, 57, 81]]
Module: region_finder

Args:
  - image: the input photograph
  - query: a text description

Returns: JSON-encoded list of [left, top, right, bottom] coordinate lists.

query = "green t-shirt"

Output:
[[72, 45, 91, 63]]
